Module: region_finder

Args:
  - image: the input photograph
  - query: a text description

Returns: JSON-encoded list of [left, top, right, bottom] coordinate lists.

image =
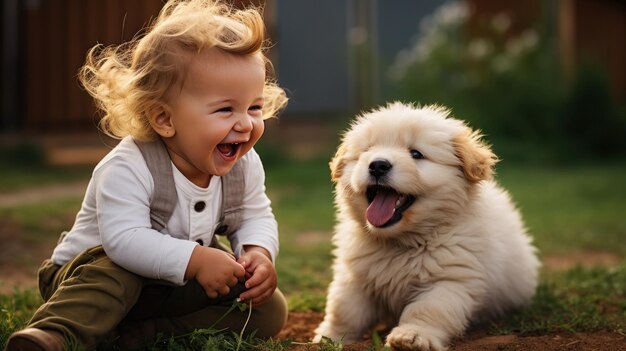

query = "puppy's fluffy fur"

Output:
[[314, 103, 539, 350]]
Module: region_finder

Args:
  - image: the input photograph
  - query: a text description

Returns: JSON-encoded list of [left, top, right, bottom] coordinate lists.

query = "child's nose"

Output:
[[234, 113, 253, 133]]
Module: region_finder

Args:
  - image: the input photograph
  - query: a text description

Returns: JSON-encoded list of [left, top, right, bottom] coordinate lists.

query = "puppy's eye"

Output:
[[410, 149, 424, 159]]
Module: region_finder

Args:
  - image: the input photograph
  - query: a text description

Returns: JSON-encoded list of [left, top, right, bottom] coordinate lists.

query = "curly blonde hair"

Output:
[[79, 0, 287, 141]]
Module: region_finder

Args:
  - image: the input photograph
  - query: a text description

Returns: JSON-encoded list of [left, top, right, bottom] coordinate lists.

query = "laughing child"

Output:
[[5, 1, 288, 349]]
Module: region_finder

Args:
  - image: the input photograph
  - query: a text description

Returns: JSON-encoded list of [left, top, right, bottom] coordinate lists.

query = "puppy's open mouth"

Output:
[[365, 185, 416, 228]]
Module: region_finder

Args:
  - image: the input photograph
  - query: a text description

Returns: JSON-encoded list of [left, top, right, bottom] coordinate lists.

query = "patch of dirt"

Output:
[[543, 251, 623, 271], [278, 312, 626, 350], [0, 218, 55, 294], [294, 231, 333, 246]]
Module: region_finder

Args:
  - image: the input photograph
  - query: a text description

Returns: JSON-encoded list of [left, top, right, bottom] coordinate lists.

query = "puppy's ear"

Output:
[[453, 128, 498, 183], [329, 143, 347, 182]]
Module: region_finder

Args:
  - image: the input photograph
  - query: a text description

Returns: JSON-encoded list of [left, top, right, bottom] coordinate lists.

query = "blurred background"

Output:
[[1, 0, 625, 163], [0, 0, 625, 308]]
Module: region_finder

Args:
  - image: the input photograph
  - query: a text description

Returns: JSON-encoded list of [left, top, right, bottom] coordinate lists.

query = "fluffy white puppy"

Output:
[[314, 103, 540, 350]]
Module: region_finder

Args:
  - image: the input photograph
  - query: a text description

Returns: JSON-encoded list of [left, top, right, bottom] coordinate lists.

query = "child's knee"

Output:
[[251, 289, 288, 338], [71, 255, 144, 298]]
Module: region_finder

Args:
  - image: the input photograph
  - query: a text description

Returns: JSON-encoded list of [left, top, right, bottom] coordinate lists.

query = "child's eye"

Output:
[[249, 105, 263, 111], [214, 107, 232, 113]]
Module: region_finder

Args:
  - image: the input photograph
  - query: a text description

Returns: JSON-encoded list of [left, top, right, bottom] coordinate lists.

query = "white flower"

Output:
[[505, 29, 539, 57], [491, 12, 512, 33], [468, 38, 493, 60], [435, 1, 470, 26], [389, 1, 470, 80], [519, 30, 538, 51]]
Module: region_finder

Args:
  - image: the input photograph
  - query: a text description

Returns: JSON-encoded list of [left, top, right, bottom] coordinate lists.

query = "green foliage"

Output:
[[369, 332, 391, 351], [317, 336, 343, 351], [142, 329, 291, 351], [0, 289, 42, 347], [562, 64, 626, 157], [388, 1, 626, 162], [103, 299, 291, 350]]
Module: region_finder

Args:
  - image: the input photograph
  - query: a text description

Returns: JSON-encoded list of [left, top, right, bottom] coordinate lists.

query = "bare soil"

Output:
[[278, 312, 626, 350]]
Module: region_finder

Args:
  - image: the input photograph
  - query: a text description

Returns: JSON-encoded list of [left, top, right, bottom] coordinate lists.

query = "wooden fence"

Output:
[[19, 0, 265, 132], [22, 0, 164, 131]]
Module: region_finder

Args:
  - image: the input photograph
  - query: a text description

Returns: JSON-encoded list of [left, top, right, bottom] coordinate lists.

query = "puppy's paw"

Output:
[[386, 324, 446, 351], [313, 323, 342, 343], [313, 323, 362, 344]]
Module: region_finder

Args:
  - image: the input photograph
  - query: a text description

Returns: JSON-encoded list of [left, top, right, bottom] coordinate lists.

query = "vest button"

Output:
[[194, 201, 206, 212], [215, 225, 228, 234], [196, 239, 204, 246]]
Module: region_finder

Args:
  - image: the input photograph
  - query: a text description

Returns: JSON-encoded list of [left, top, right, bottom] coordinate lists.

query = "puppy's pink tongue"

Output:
[[366, 190, 399, 227]]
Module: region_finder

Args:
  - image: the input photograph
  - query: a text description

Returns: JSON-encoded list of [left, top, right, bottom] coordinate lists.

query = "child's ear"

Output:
[[149, 103, 176, 138]]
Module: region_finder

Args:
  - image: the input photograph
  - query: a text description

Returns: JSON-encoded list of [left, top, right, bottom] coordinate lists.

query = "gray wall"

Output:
[[274, 0, 444, 117], [375, 0, 444, 102], [275, 0, 350, 116]]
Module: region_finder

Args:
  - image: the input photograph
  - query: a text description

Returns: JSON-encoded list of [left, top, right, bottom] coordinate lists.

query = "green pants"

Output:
[[28, 246, 288, 349]]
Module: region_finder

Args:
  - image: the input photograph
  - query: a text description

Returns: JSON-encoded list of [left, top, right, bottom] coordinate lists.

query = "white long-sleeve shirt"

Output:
[[52, 136, 278, 286]]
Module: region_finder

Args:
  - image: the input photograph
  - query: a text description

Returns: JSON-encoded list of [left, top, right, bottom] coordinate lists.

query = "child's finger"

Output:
[[243, 267, 269, 289], [205, 289, 219, 299], [231, 263, 246, 279], [246, 282, 275, 306], [228, 276, 239, 287], [239, 281, 270, 301], [237, 257, 249, 267]]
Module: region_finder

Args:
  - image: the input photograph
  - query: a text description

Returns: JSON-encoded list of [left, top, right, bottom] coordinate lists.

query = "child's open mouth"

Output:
[[216, 142, 242, 159]]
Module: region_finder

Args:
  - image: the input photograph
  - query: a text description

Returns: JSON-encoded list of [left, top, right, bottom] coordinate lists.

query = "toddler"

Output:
[[5, 0, 288, 350]]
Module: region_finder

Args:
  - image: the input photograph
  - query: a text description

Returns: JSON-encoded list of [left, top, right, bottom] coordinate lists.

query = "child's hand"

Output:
[[237, 246, 277, 306], [185, 246, 245, 298]]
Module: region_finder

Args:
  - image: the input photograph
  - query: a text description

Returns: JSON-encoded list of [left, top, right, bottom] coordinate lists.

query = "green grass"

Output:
[[0, 295, 294, 350], [497, 161, 626, 256], [0, 166, 91, 193], [0, 198, 82, 237], [0, 288, 42, 347], [1, 148, 626, 349], [493, 264, 626, 335], [264, 154, 336, 312]]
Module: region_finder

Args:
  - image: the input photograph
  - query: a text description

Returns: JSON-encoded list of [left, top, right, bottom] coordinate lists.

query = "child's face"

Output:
[[163, 49, 266, 185]]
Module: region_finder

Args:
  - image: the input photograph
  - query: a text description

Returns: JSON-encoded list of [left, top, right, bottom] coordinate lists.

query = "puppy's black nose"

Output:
[[369, 159, 392, 178]]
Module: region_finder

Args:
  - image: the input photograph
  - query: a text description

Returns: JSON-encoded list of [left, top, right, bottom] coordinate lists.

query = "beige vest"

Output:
[[134, 139, 245, 248]]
